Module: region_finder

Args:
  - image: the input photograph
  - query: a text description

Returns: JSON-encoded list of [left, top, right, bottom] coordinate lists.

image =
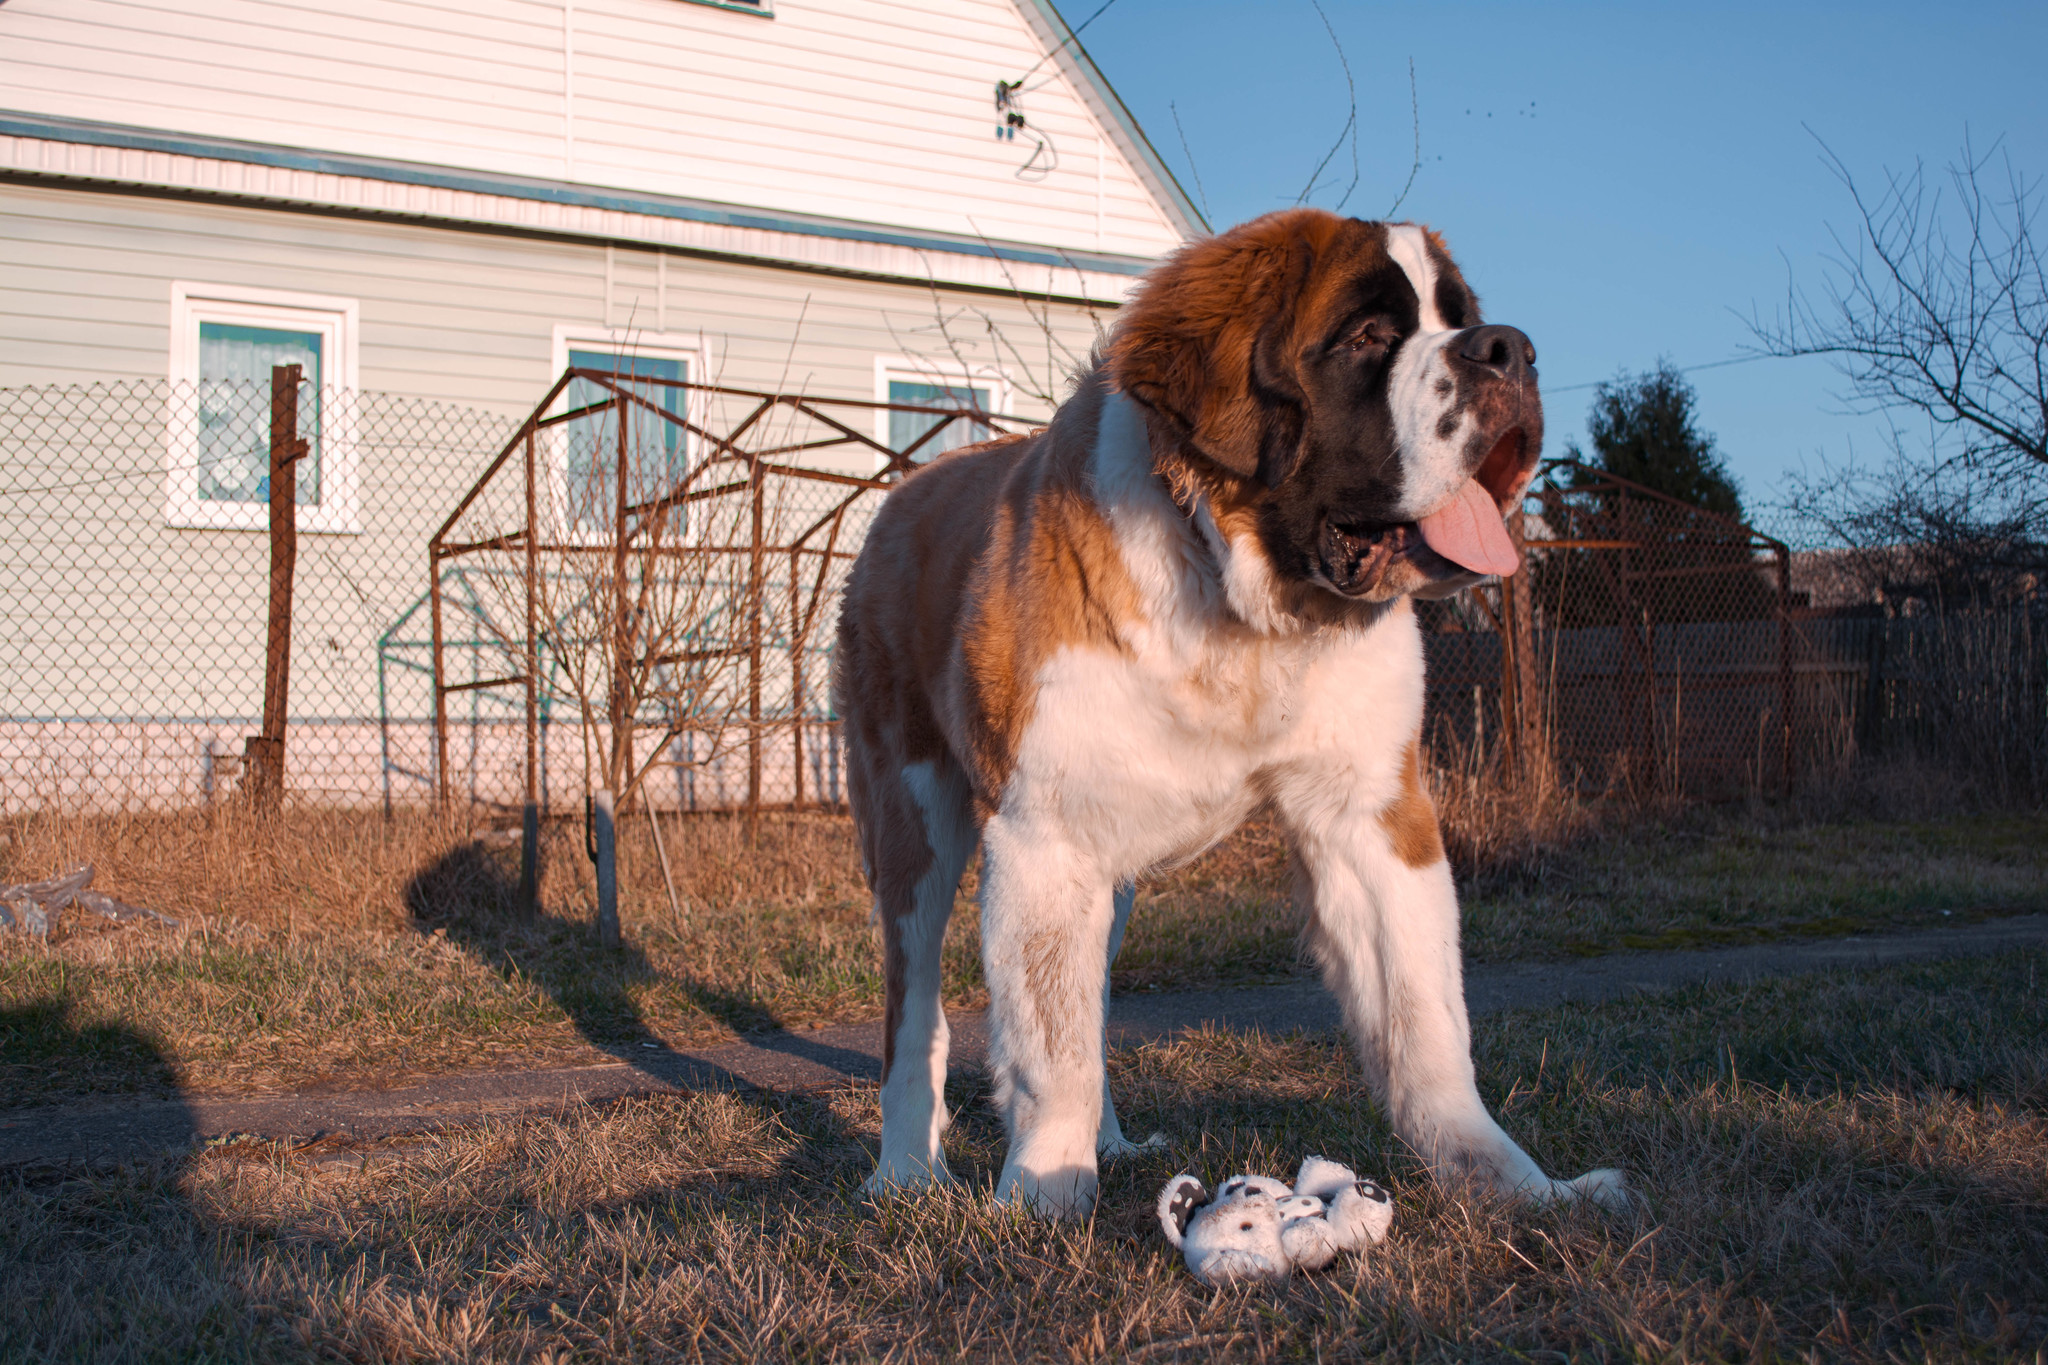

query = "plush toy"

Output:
[[1156, 1157, 1394, 1287]]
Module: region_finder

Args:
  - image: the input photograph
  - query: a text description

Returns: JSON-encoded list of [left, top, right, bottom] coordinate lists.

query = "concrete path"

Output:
[[4, 915, 2044, 1169]]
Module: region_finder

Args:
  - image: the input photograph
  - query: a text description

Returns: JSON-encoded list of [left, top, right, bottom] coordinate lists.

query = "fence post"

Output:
[[244, 363, 308, 812], [1776, 546, 1794, 794], [1859, 613, 1887, 759], [746, 458, 765, 839], [430, 543, 449, 806], [789, 547, 804, 810], [611, 395, 633, 805], [1499, 507, 1541, 778], [521, 425, 541, 916], [591, 787, 620, 948]]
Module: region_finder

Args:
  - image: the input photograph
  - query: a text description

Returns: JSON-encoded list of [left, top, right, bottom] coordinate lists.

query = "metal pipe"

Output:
[[790, 546, 804, 810], [746, 459, 765, 835], [522, 427, 541, 917], [430, 560, 450, 808], [611, 394, 631, 799]]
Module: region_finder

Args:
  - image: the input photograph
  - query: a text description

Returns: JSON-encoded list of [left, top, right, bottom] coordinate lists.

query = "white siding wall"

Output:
[[0, 181, 1110, 415], [0, 182, 1111, 807], [0, 0, 1188, 258]]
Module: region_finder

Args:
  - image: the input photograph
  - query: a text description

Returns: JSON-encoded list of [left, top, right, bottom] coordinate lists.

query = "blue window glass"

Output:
[[196, 322, 322, 504], [888, 380, 992, 462], [565, 350, 689, 526]]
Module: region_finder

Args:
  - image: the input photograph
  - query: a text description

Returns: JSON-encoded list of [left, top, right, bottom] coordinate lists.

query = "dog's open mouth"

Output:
[[1318, 428, 1531, 594], [1318, 520, 1413, 594]]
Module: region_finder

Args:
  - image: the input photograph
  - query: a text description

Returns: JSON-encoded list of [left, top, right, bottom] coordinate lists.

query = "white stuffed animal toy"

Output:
[[1155, 1157, 1394, 1287]]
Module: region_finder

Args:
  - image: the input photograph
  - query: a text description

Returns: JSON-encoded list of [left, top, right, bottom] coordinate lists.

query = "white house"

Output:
[[0, 0, 1203, 808]]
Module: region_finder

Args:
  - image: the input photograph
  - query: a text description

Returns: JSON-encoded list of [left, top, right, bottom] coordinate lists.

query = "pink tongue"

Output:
[[1416, 479, 1520, 576]]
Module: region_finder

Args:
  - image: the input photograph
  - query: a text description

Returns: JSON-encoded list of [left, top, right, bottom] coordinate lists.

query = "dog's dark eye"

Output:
[[1341, 317, 1399, 354]]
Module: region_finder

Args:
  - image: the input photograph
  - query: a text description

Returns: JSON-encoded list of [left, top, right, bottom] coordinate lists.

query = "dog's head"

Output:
[[1107, 208, 1542, 605]]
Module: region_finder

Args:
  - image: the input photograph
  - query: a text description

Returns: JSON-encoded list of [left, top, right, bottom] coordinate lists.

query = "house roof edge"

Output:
[[0, 109, 1163, 278], [1009, 0, 1209, 242]]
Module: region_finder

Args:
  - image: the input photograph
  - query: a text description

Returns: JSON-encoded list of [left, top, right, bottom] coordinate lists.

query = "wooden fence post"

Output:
[[244, 363, 308, 812]]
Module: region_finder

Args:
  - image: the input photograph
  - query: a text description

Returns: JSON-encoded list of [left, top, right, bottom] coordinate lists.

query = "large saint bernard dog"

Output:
[[835, 208, 1625, 1218]]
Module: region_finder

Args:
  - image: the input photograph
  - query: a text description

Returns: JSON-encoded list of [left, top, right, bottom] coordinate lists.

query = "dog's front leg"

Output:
[[980, 816, 1116, 1219], [1285, 771, 1626, 1210], [1096, 880, 1164, 1159]]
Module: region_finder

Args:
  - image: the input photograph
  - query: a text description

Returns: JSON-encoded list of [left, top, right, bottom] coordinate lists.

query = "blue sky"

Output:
[[1065, 1, 2047, 534]]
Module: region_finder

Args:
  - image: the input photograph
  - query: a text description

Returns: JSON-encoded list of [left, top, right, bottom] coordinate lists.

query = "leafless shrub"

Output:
[[1751, 132, 2046, 483], [526, 437, 774, 810]]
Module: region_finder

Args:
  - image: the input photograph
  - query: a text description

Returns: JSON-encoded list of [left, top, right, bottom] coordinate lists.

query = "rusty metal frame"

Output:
[[426, 368, 1042, 814]]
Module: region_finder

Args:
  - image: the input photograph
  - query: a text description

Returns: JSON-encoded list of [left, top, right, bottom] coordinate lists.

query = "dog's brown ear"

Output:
[[1246, 305, 1308, 489], [1108, 209, 1328, 487]]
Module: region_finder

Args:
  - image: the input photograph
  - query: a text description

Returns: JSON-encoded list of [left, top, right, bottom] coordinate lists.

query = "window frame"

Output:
[[546, 325, 709, 542], [164, 282, 361, 534], [872, 355, 1012, 471]]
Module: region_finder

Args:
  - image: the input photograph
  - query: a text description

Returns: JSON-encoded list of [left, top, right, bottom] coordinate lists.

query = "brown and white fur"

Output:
[[834, 209, 1625, 1218]]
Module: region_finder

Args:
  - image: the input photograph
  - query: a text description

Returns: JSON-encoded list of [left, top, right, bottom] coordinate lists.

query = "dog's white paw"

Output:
[[1556, 1167, 1632, 1213], [997, 1163, 1098, 1221], [1099, 1131, 1169, 1161], [860, 1156, 954, 1198]]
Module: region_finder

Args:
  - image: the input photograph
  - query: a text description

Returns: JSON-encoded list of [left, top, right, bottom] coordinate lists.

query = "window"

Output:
[[166, 283, 360, 533], [873, 358, 1010, 466], [548, 327, 703, 535]]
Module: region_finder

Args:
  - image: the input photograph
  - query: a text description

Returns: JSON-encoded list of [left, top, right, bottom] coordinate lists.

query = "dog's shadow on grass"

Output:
[[400, 836, 877, 1088], [400, 838, 892, 1188]]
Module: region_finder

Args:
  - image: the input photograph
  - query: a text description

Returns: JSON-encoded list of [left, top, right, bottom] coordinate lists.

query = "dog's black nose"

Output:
[[1456, 325, 1536, 374]]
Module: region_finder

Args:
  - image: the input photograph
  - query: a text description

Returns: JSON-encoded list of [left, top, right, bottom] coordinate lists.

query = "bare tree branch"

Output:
[[1295, 0, 1359, 211], [1748, 132, 2048, 477], [1386, 57, 1422, 219]]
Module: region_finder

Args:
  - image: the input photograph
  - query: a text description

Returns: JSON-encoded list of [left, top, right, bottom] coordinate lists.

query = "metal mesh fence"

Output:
[[5, 375, 2034, 815], [1423, 463, 2046, 800], [0, 377, 516, 810], [1422, 463, 1808, 798]]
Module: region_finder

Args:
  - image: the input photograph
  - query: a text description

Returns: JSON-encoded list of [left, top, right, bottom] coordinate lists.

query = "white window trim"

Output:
[[165, 282, 361, 534], [872, 355, 1012, 469], [546, 325, 709, 542]]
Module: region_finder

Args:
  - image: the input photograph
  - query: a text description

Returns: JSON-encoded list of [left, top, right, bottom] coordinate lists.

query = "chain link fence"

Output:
[[1423, 463, 1806, 799], [0, 377, 515, 811], [1425, 463, 2046, 800], [5, 376, 2036, 815]]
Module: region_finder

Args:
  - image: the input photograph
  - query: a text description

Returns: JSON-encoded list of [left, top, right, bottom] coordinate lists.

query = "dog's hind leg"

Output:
[[981, 817, 1119, 1218], [1096, 880, 1165, 1160], [862, 758, 977, 1195]]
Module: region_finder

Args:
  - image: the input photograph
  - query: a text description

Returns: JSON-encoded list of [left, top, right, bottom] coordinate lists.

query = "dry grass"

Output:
[[1460, 806, 2048, 960], [4, 950, 2045, 1362], [3, 794, 2044, 1105]]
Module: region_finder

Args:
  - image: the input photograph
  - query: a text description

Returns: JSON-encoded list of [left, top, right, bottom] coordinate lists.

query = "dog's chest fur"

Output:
[[996, 388, 1427, 876]]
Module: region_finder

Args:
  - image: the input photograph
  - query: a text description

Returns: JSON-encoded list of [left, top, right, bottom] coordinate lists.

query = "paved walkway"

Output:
[[4, 915, 2044, 1168]]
